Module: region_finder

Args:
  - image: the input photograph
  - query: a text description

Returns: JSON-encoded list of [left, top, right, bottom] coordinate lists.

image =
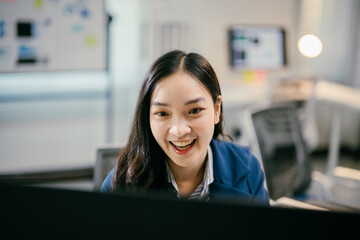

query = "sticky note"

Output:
[[34, 0, 44, 9], [85, 34, 97, 46]]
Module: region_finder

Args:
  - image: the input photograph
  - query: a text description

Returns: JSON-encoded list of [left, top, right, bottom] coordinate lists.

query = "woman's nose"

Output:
[[169, 118, 191, 137]]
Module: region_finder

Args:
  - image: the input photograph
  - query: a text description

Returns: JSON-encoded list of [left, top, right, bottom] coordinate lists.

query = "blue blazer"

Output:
[[101, 139, 269, 205]]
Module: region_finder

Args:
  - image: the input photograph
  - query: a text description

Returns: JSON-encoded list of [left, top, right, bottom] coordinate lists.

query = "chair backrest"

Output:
[[243, 102, 311, 200], [93, 146, 122, 191]]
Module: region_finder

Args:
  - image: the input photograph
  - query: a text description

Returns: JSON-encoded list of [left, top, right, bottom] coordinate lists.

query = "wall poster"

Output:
[[0, 0, 107, 72]]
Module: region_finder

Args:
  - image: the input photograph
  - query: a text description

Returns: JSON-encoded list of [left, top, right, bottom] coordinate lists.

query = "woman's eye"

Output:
[[189, 108, 202, 114], [155, 112, 168, 117]]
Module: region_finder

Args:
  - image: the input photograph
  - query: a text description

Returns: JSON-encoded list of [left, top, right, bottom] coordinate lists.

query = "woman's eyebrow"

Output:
[[151, 101, 168, 106], [151, 97, 205, 106], [185, 97, 205, 105]]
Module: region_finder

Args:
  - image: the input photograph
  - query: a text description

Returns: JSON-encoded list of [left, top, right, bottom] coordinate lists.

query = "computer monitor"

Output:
[[228, 25, 287, 70], [1, 182, 359, 238]]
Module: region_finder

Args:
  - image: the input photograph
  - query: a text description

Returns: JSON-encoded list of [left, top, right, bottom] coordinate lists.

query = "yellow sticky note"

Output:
[[34, 0, 43, 9], [242, 70, 255, 83], [85, 35, 97, 47]]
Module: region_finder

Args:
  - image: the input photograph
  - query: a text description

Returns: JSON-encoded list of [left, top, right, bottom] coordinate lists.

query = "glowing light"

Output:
[[298, 34, 323, 58]]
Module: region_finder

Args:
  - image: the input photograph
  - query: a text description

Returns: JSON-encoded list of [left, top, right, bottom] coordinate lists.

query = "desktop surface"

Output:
[[1, 182, 359, 239]]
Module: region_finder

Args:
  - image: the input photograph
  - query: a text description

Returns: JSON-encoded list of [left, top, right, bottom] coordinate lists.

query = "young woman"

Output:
[[101, 50, 269, 205]]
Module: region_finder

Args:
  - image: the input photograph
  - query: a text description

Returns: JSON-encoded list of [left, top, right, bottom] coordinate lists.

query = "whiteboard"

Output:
[[0, 0, 107, 72]]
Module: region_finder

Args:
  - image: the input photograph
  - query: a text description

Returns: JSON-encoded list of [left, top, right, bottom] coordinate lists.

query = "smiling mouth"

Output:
[[170, 139, 197, 153]]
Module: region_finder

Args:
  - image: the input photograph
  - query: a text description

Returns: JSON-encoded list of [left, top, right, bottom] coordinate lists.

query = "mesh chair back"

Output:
[[93, 147, 121, 191], [244, 102, 311, 200]]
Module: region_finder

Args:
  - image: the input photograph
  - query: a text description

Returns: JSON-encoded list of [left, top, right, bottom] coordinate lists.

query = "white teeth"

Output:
[[171, 140, 194, 147]]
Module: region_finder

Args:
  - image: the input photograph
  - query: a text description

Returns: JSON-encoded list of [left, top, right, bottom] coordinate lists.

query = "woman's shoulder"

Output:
[[210, 139, 260, 171], [210, 139, 269, 204], [100, 167, 115, 192], [211, 139, 251, 158]]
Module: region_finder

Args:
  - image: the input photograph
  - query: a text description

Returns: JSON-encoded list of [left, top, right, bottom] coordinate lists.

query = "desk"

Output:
[[220, 82, 268, 144], [314, 81, 360, 173], [221, 82, 267, 108]]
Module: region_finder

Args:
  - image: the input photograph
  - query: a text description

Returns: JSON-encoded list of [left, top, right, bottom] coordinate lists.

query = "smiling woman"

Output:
[[100, 50, 269, 204], [149, 71, 220, 196]]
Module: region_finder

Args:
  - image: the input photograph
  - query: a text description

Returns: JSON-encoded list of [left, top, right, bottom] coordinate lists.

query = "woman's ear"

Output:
[[214, 95, 222, 124]]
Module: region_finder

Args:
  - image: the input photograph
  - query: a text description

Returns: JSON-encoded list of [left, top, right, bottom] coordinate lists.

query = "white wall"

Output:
[[0, 71, 108, 173], [139, 0, 298, 82]]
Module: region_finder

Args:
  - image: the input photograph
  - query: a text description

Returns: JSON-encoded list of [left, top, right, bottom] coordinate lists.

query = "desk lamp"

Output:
[[297, 34, 323, 58]]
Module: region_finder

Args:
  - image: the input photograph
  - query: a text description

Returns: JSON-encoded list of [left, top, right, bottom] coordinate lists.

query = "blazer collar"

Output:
[[210, 139, 251, 186]]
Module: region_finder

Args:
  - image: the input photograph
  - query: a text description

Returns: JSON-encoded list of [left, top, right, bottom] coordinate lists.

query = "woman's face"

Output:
[[149, 71, 221, 170]]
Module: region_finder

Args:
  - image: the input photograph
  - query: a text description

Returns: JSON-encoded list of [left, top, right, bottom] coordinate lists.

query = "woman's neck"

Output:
[[167, 156, 207, 197]]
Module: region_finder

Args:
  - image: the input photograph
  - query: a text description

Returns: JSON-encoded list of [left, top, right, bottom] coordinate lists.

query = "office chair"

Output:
[[243, 101, 360, 210], [93, 146, 122, 191], [243, 102, 313, 200]]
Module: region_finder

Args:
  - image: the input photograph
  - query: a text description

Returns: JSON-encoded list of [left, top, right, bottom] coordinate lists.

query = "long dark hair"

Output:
[[111, 50, 225, 192]]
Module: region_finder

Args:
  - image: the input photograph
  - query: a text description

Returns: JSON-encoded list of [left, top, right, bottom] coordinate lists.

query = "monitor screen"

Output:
[[1, 182, 359, 238], [229, 26, 286, 70]]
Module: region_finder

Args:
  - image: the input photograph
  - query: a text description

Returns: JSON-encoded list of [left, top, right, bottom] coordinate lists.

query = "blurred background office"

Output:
[[0, 0, 359, 205]]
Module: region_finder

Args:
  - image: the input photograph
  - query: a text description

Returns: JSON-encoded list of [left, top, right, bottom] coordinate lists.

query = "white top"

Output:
[[166, 145, 214, 200]]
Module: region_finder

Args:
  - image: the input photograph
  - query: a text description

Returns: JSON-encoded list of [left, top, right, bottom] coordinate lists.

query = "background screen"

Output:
[[229, 26, 286, 70]]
